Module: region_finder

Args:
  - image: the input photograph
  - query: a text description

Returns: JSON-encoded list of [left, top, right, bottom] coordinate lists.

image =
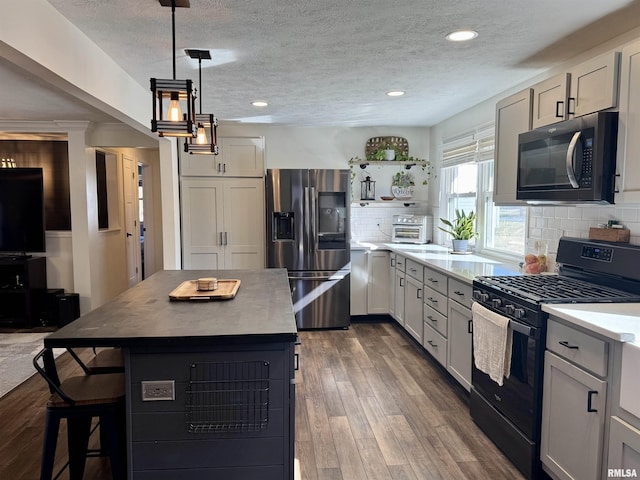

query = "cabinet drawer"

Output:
[[449, 278, 473, 309], [423, 286, 448, 316], [395, 255, 406, 272], [547, 319, 608, 377], [423, 267, 448, 295], [423, 304, 448, 338], [423, 322, 447, 368], [405, 259, 423, 283]]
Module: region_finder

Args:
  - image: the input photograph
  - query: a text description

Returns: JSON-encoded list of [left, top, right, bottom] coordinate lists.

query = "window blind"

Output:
[[442, 123, 495, 167]]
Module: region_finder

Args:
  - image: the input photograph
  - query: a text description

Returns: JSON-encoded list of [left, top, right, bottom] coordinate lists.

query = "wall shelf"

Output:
[[352, 200, 427, 207], [349, 160, 429, 170]]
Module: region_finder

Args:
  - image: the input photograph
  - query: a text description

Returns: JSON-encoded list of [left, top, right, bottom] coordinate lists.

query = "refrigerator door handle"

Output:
[[310, 186, 317, 252], [304, 186, 310, 255]]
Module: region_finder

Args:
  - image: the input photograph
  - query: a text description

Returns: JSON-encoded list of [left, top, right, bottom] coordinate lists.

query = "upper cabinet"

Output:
[[532, 52, 620, 129], [532, 73, 571, 128], [181, 136, 265, 178], [493, 88, 532, 205], [615, 40, 640, 204]]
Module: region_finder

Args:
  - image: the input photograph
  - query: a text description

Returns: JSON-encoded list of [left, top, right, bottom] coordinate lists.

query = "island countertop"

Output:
[[44, 268, 298, 348]]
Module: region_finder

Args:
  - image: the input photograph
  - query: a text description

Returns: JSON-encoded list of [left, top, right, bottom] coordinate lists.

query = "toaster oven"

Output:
[[391, 214, 432, 244]]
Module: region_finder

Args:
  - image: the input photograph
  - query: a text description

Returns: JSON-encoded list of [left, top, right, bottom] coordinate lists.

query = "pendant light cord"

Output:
[[171, 0, 176, 79]]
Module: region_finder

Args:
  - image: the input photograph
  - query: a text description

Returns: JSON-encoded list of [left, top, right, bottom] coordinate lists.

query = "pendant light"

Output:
[[150, 0, 196, 138], [184, 49, 219, 155]]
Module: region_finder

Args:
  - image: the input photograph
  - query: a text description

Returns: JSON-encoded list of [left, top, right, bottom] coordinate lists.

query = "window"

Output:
[[440, 125, 526, 258]]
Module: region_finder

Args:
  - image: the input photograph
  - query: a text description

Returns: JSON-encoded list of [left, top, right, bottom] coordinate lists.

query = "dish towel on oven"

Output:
[[472, 302, 513, 386]]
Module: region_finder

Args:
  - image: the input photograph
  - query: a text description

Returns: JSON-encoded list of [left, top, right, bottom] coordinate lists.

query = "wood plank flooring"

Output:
[[0, 319, 524, 479]]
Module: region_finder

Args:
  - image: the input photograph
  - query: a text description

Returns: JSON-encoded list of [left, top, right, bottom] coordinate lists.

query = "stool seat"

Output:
[[47, 372, 125, 407], [85, 349, 125, 374]]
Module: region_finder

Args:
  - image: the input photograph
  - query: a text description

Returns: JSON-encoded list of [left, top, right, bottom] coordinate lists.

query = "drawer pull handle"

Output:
[[417, 288, 422, 299], [428, 297, 438, 304], [559, 340, 579, 350], [427, 315, 437, 323], [454, 290, 465, 296], [468, 319, 473, 334], [399, 278, 404, 287], [427, 340, 438, 348], [587, 390, 598, 413], [428, 278, 438, 283]]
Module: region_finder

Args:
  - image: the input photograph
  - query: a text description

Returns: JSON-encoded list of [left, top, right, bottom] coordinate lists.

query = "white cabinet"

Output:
[[180, 136, 265, 177], [350, 250, 368, 316], [569, 51, 620, 119], [608, 416, 640, 476], [541, 318, 610, 480], [532, 52, 620, 129], [350, 249, 390, 316], [446, 281, 473, 392], [404, 274, 423, 343], [494, 88, 532, 205], [181, 178, 265, 270], [616, 40, 640, 204], [532, 73, 571, 128], [389, 253, 396, 319], [367, 250, 390, 314], [393, 255, 406, 326]]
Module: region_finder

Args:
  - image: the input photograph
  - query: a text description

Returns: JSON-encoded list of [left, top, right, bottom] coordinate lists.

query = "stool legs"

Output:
[[67, 415, 92, 480], [40, 411, 60, 480]]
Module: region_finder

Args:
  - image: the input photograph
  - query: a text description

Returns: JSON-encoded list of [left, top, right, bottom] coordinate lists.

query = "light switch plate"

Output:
[[141, 380, 175, 401]]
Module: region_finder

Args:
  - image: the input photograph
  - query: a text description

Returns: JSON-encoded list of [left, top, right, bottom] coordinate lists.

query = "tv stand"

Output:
[[0, 256, 46, 328]]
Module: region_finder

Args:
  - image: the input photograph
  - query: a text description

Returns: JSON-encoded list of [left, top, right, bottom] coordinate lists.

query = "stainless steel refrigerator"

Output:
[[266, 169, 351, 329]]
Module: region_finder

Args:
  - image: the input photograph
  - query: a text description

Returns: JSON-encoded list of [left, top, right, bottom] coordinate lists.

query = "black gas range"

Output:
[[470, 237, 640, 480]]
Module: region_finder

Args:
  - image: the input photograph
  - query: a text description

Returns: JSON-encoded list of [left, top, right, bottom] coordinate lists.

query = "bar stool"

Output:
[[33, 348, 126, 480]]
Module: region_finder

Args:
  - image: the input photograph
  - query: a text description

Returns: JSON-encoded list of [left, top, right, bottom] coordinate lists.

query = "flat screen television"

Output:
[[0, 168, 46, 254]]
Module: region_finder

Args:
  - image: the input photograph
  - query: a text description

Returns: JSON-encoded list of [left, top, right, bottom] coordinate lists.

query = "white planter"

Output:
[[384, 149, 396, 160], [391, 185, 414, 200]]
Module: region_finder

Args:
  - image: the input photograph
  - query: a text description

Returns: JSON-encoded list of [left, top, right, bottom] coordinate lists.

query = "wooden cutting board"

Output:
[[169, 279, 241, 301]]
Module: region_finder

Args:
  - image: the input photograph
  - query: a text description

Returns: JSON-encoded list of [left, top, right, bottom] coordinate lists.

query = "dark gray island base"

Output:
[[45, 269, 298, 480]]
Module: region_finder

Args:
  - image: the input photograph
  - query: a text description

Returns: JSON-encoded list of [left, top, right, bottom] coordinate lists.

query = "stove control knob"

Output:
[[491, 298, 502, 308], [514, 308, 526, 319], [473, 290, 489, 302], [505, 304, 515, 315]]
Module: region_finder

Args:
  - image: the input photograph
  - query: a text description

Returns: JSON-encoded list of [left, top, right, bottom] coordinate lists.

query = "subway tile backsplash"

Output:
[[528, 204, 640, 252], [350, 204, 429, 242]]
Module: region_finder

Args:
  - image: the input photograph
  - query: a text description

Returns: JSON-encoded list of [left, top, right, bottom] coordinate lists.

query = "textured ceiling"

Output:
[[4, 0, 640, 127]]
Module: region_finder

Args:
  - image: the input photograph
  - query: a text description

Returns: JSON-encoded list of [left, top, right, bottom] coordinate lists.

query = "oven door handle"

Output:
[[509, 319, 534, 337]]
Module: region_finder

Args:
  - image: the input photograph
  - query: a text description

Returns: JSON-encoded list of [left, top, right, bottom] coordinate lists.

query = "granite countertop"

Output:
[[542, 303, 640, 343], [351, 241, 521, 282], [44, 269, 298, 348]]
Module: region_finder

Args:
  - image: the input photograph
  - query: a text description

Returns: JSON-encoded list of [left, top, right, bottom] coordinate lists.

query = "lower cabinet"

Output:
[[541, 350, 607, 480], [447, 300, 473, 391], [394, 268, 406, 327], [367, 251, 390, 314], [404, 275, 423, 343], [350, 250, 368, 316], [389, 253, 396, 319], [608, 416, 640, 476]]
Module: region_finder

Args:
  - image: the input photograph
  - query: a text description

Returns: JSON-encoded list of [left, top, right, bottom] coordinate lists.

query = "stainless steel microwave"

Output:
[[517, 111, 618, 204]]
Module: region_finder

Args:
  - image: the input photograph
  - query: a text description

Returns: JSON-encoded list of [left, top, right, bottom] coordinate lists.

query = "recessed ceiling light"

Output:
[[445, 30, 479, 42], [252, 101, 268, 107], [386, 91, 405, 97]]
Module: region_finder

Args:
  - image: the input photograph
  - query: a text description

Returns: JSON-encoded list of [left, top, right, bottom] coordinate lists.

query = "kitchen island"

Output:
[[44, 269, 298, 480]]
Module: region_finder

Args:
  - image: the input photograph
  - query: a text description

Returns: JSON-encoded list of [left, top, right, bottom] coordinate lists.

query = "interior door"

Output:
[[123, 155, 141, 287]]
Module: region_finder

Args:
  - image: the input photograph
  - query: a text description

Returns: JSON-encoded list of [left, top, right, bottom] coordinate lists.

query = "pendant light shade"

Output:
[[150, 0, 196, 138], [184, 49, 219, 155]]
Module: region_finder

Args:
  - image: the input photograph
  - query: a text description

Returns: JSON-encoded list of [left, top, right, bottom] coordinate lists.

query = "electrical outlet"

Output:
[[141, 380, 175, 401]]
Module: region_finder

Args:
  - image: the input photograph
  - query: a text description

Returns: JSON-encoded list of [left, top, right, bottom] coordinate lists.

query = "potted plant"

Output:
[[391, 171, 415, 199], [438, 209, 478, 252]]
